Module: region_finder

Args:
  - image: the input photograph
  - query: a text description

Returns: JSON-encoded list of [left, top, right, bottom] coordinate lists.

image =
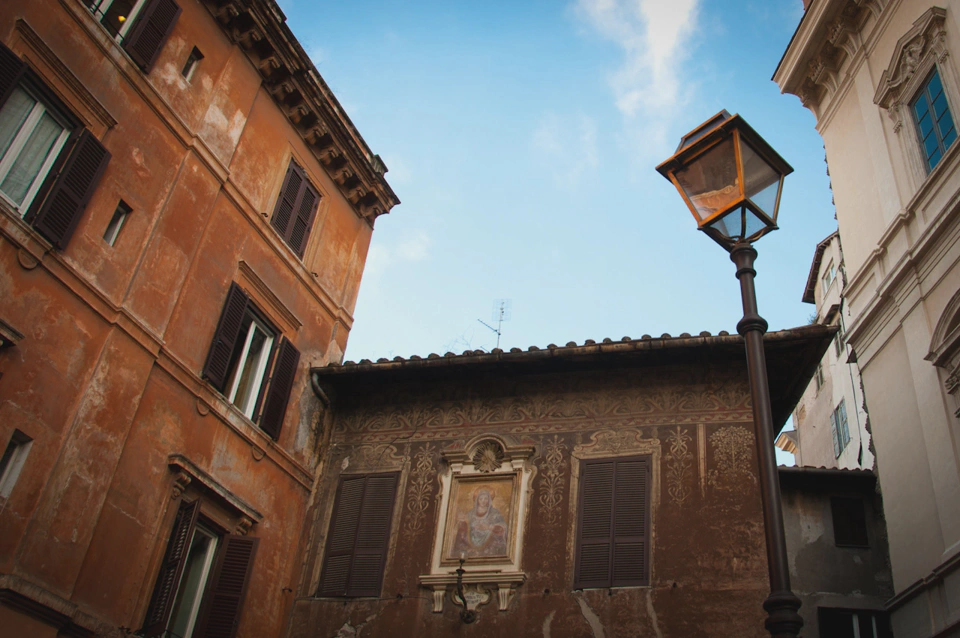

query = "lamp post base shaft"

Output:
[[731, 242, 804, 638]]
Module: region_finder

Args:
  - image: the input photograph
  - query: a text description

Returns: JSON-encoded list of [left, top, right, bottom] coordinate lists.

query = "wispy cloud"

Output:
[[364, 231, 432, 288], [575, 0, 699, 156], [532, 113, 599, 187]]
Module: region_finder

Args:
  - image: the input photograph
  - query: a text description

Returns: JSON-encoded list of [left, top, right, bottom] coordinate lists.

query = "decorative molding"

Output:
[[472, 440, 505, 473], [199, 0, 399, 224], [665, 426, 693, 508], [419, 571, 526, 613], [572, 429, 660, 459], [14, 19, 117, 131], [167, 454, 263, 528], [706, 426, 755, 490], [874, 7, 948, 128], [338, 442, 405, 473], [404, 442, 436, 535], [237, 260, 302, 331], [536, 434, 567, 525]]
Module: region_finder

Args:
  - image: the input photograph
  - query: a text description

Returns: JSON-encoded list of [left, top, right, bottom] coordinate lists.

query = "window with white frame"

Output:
[[85, 0, 182, 74], [224, 311, 275, 420], [0, 430, 33, 505], [0, 86, 71, 215], [86, 0, 148, 40], [815, 364, 825, 393], [821, 260, 836, 293], [830, 399, 850, 458]]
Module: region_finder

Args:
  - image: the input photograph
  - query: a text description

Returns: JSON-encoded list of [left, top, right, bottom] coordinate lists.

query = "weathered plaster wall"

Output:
[[0, 0, 387, 634], [292, 364, 772, 637]]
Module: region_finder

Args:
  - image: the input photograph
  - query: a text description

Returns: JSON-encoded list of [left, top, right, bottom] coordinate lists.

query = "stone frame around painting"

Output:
[[440, 472, 519, 567]]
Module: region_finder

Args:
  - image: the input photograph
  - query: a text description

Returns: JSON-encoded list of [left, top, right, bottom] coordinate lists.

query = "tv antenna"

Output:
[[478, 299, 511, 350]]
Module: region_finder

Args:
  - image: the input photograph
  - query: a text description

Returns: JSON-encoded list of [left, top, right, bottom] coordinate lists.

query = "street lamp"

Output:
[[656, 111, 802, 638]]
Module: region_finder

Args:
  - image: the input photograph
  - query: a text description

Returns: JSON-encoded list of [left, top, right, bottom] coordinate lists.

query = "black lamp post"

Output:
[[656, 111, 803, 638]]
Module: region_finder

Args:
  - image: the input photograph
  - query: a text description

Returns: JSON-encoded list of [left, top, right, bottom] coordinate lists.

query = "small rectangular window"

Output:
[[831, 497, 869, 547], [0, 430, 33, 501], [821, 260, 836, 292], [830, 399, 850, 457], [815, 364, 825, 392], [103, 200, 131, 246], [818, 607, 891, 638], [834, 331, 845, 358], [181, 47, 203, 81], [911, 68, 957, 172]]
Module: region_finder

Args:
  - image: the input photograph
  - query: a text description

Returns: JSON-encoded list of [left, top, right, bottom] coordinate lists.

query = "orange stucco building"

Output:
[[0, 0, 397, 635]]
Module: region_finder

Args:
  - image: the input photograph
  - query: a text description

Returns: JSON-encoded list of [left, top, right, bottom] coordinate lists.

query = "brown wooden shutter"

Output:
[[123, 0, 182, 73], [574, 460, 614, 589], [289, 182, 319, 258], [258, 337, 299, 440], [202, 283, 249, 391], [575, 456, 650, 589], [0, 43, 26, 109], [194, 535, 259, 638], [318, 473, 398, 597], [140, 498, 200, 637], [30, 130, 110, 249], [612, 458, 649, 586], [270, 164, 303, 241]]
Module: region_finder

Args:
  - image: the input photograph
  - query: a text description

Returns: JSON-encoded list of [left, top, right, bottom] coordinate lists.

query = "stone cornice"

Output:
[[774, 0, 885, 113], [202, 0, 400, 226]]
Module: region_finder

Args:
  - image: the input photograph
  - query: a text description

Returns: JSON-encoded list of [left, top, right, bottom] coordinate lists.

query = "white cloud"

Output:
[[532, 113, 599, 187], [363, 231, 431, 289], [575, 0, 699, 120]]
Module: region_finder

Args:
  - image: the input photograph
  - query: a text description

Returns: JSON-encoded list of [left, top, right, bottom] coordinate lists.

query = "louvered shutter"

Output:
[[0, 43, 26, 109], [830, 411, 841, 458], [270, 164, 303, 241], [194, 535, 259, 638], [612, 458, 649, 586], [575, 460, 614, 588], [289, 182, 319, 258], [575, 456, 650, 589], [30, 130, 110, 249], [258, 337, 300, 440], [318, 474, 398, 597], [140, 499, 200, 637], [202, 283, 249, 391], [123, 0, 182, 73]]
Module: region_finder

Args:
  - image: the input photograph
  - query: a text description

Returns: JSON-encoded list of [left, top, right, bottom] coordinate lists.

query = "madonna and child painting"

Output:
[[442, 475, 516, 562]]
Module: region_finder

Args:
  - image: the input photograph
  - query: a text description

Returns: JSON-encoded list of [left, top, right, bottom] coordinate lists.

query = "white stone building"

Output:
[[776, 1, 960, 635]]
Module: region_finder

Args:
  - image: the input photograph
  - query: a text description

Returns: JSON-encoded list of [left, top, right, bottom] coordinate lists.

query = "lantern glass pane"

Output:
[[741, 140, 781, 217], [674, 137, 738, 222], [708, 210, 737, 240], [744, 208, 767, 238]]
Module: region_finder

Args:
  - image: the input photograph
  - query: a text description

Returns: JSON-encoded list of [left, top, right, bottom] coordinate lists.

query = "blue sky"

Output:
[[282, 1, 826, 414]]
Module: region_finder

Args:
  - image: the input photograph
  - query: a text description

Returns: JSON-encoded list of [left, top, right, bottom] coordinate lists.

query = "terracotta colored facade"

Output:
[[291, 328, 831, 637], [0, 0, 396, 635]]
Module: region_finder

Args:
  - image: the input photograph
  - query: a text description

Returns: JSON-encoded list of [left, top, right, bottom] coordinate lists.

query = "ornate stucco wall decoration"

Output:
[[537, 434, 567, 525], [404, 443, 437, 536], [665, 426, 693, 508], [706, 426, 755, 490], [419, 434, 534, 615]]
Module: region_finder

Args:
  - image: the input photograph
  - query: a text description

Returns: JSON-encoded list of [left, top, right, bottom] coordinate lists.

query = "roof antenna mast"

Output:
[[478, 299, 511, 350]]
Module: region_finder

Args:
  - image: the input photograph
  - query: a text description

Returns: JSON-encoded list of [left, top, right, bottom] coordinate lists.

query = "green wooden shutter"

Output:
[[202, 283, 249, 391], [194, 535, 259, 638], [123, 0, 182, 73], [139, 499, 200, 637], [258, 337, 300, 440], [30, 130, 110, 249]]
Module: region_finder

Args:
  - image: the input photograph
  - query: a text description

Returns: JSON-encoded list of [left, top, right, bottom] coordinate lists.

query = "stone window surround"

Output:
[[874, 7, 957, 191]]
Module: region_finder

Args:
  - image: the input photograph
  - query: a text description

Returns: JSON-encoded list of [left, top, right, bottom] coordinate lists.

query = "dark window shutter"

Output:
[[612, 458, 649, 586], [30, 130, 110, 249], [202, 283, 249, 392], [194, 535, 259, 638], [575, 456, 650, 589], [270, 164, 303, 241], [140, 498, 200, 637], [318, 473, 398, 597], [831, 497, 868, 547], [575, 461, 614, 589], [258, 337, 299, 440], [289, 182, 319, 258], [0, 43, 26, 109], [123, 0, 182, 73]]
